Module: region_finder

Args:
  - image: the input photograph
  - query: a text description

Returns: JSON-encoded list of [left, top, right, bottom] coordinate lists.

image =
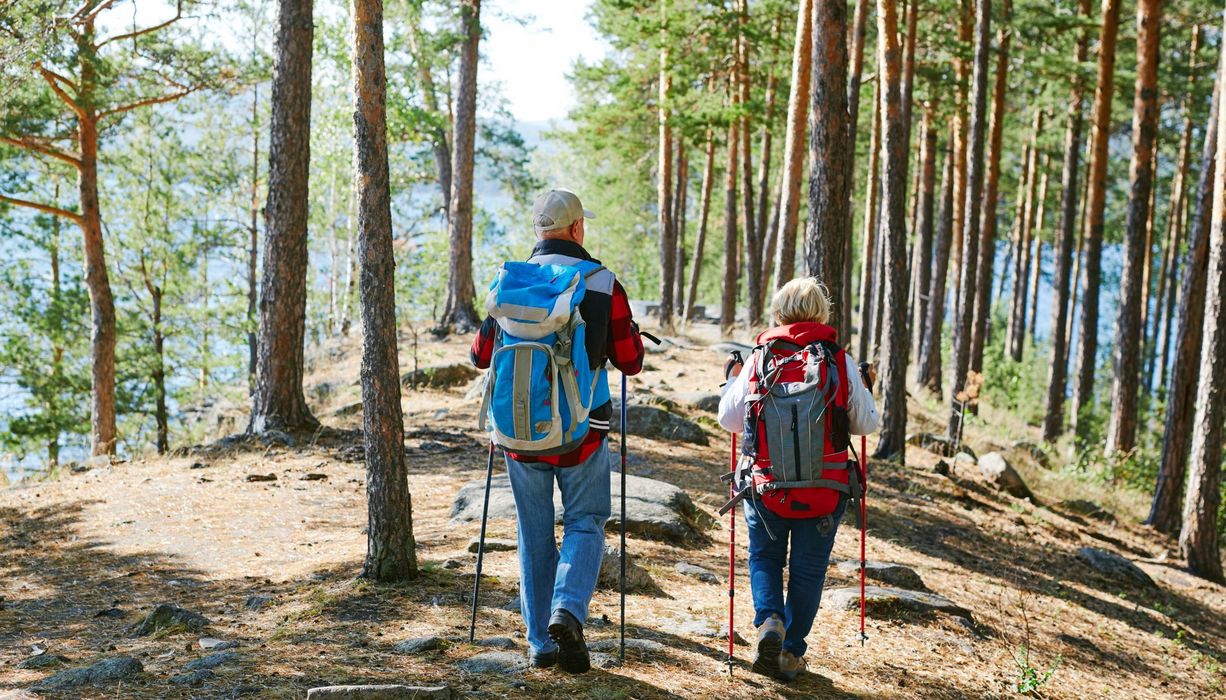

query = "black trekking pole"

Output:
[[469, 441, 496, 643], [619, 371, 628, 663]]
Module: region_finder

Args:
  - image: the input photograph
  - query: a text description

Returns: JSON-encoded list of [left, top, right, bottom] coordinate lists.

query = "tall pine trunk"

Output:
[[971, 0, 1011, 375], [1179, 27, 1226, 582], [657, 22, 676, 333], [353, 0, 416, 582], [1105, 0, 1161, 457], [1027, 160, 1050, 341], [873, 0, 910, 460], [919, 133, 956, 392], [738, 0, 760, 327], [805, 0, 852, 335], [948, 0, 990, 442], [773, 0, 813, 290], [950, 0, 973, 317], [1008, 111, 1043, 361], [858, 76, 882, 358], [674, 144, 689, 314], [440, 0, 481, 331], [721, 114, 740, 334], [250, 0, 318, 434], [754, 55, 778, 308], [841, 0, 871, 341], [686, 132, 718, 321], [910, 101, 938, 366], [1072, 0, 1122, 441], [1149, 55, 1221, 534], [247, 84, 260, 392]]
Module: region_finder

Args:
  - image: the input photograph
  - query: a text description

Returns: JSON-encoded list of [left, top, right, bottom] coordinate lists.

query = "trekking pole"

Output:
[[859, 433, 868, 647], [469, 442, 496, 643], [619, 371, 628, 663], [727, 432, 738, 676]]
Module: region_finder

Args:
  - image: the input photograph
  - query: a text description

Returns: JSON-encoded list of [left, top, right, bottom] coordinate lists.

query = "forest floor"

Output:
[[1, 320, 1224, 699]]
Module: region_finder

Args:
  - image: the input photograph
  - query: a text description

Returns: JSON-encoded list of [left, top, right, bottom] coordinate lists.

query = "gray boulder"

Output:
[[675, 561, 720, 584], [675, 392, 722, 413], [712, 341, 753, 356], [184, 651, 239, 671], [456, 651, 528, 674], [18, 654, 68, 669], [1059, 499, 1117, 523], [467, 537, 516, 553], [1011, 440, 1054, 470], [170, 669, 214, 686], [132, 604, 210, 636], [392, 636, 442, 654], [472, 636, 517, 649], [401, 363, 479, 389], [823, 586, 972, 620], [452, 472, 713, 544], [587, 638, 666, 653], [307, 686, 456, 700], [32, 656, 143, 691], [977, 452, 1035, 501], [835, 560, 925, 590], [597, 544, 660, 594], [1076, 547, 1156, 588], [609, 403, 709, 446]]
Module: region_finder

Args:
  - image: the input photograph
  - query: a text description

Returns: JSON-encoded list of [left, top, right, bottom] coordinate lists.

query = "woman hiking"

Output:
[[717, 277, 879, 681]]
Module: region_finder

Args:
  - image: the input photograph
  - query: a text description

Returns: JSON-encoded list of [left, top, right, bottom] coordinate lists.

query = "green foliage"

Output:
[[1012, 645, 1062, 696], [980, 307, 1048, 427]]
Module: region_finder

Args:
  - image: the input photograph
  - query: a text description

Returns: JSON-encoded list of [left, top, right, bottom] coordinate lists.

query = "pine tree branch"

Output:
[[37, 65, 84, 117], [0, 192, 83, 224], [96, 0, 182, 49], [99, 84, 200, 120], [0, 135, 82, 167]]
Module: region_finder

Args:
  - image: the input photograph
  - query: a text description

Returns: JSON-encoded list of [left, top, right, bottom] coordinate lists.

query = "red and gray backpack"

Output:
[[719, 323, 863, 534]]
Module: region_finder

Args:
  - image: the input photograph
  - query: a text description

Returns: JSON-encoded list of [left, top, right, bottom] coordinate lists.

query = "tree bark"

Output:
[[353, 0, 416, 582], [970, 0, 1011, 375], [657, 19, 676, 333], [1179, 26, 1226, 582], [1072, 0, 1122, 441], [949, 0, 973, 317], [151, 285, 167, 454], [440, 0, 482, 331], [805, 0, 851, 336], [773, 0, 813, 291], [858, 76, 881, 358], [1027, 160, 1050, 341], [721, 115, 740, 334], [250, 0, 318, 435], [1149, 54, 1221, 534], [872, 0, 909, 460], [753, 52, 778, 310], [1105, 0, 1161, 457], [673, 143, 689, 314], [910, 101, 938, 366], [248, 83, 260, 392], [919, 131, 955, 392], [738, 0, 760, 327], [948, 0, 990, 442], [686, 132, 717, 322], [1008, 111, 1042, 361], [841, 0, 870, 341]]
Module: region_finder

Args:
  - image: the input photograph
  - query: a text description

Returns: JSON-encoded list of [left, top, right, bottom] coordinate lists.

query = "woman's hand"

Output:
[[724, 351, 745, 380]]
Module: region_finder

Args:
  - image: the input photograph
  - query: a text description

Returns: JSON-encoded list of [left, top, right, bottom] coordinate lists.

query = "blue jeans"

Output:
[[505, 440, 612, 654], [743, 497, 847, 657]]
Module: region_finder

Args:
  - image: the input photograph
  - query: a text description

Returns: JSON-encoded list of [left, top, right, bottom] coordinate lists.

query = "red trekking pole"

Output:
[[858, 434, 868, 645], [727, 432, 737, 675]]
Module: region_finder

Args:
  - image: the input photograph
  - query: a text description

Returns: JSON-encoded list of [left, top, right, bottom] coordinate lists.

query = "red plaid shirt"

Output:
[[471, 279, 643, 466]]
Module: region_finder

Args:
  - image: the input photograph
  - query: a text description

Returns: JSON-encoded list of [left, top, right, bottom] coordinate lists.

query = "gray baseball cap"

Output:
[[533, 189, 596, 232]]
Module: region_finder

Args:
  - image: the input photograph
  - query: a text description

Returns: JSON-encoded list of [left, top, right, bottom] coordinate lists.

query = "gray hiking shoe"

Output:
[[778, 650, 807, 681], [751, 614, 784, 677]]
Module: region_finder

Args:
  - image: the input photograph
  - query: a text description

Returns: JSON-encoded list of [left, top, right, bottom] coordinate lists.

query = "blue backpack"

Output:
[[479, 260, 605, 455]]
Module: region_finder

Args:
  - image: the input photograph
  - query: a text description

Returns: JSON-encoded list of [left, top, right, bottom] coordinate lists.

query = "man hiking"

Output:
[[717, 277, 879, 681], [471, 188, 645, 673]]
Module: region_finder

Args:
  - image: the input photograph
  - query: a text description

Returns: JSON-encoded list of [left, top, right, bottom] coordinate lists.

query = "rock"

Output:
[[717, 624, 750, 646], [675, 561, 720, 584], [675, 392, 722, 413], [0, 691, 42, 700], [245, 595, 272, 611], [588, 638, 667, 653], [307, 686, 456, 700], [170, 669, 214, 686], [905, 432, 957, 457], [597, 544, 660, 594], [94, 607, 126, 619], [184, 651, 240, 671], [953, 451, 978, 469], [392, 636, 442, 654], [401, 363, 479, 390], [932, 460, 950, 476], [246, 473, 277, 482], [590, 652, 622, 669], [18, 654, 68, 669], [132, 604, 210, 636], [455, 651, 528, 674], [467, 538, 517, 553], [1059, 499, 1116, 523], [835, 560, 926, 590], [331, 401, 364, 417], [977, 453, 1035, 501], [609, 403, 709, 445], [822, 586, 972, 620], [452, 473, 713, 544], [677, 619, 719, 637], [712, 341, 753, 356], [501, 598, 521, 612], [199, 637, 238, 651], [473, 636, 517, 649], [1011, 441, 1054, 470], [442, 559, 463, 570], [1076, 547, 1156, 588], [302, 473, 328, 481], [258, 429, 295, 447], [32, 656, 143, 691]]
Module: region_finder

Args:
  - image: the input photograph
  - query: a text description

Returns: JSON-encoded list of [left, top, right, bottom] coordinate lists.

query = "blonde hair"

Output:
[[771, 277, 832, 326]]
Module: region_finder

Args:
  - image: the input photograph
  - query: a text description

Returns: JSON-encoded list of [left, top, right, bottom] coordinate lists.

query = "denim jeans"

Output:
[[743, 497, 847, 657], [505, 440, 612, 654]]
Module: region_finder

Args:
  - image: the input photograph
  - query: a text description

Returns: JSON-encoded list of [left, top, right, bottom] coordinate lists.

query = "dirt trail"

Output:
[[1, 323, 1223, 699]]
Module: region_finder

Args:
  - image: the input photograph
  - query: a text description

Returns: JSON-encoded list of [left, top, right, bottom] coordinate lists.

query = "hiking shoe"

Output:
[[751, 614, 784, 677], [547, 609, 590, 674], [778, 650, 807, 681], [528, 648, 558, 669]]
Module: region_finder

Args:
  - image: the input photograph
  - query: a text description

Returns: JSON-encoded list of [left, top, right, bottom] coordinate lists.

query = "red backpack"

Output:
[[720, 323, 862, 531]]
